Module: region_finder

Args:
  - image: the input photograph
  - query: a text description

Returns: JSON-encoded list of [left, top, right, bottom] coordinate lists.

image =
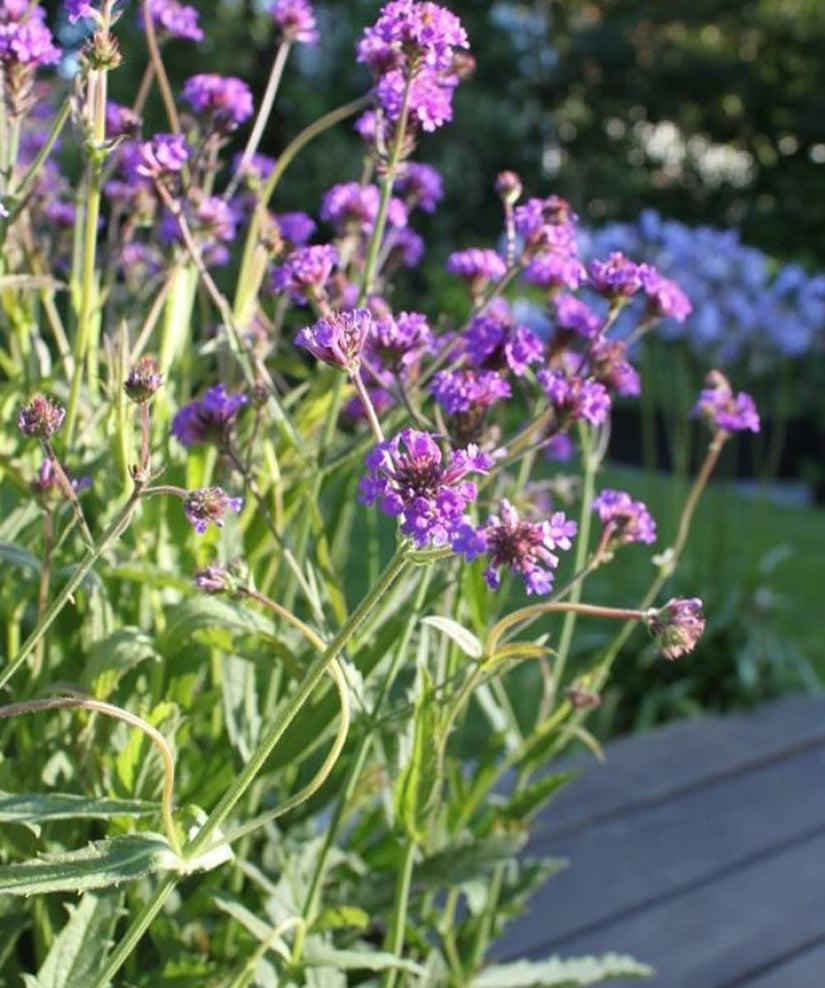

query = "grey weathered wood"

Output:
[[739, 940, 825, 986], [502, 743, 825, 960], [543, 695, 825, 839], [496, 696, 825, 986]]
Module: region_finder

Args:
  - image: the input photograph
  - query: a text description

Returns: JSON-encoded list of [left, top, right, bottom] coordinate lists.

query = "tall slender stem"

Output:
[[141, 1, 180, 134], [381, 836, 416, 988]]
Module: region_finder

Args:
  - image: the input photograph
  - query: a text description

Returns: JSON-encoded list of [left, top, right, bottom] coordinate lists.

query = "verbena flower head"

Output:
[[366, 310, 433, 375], [276, 211, 316, 247], [514, 195, 576, 250], [106, 100, 141, 140], [588, 338, 640, 397], [294, 308, 372, 372], [172, 384, 248, 447], [464, 310, 543, 377], [639, 264, 692, 322], [537, 367, 611, 427], [357, 1, 469, 75], [646, 597, 706, 661], [523, 248, 586, 293], [553, 295, 602, 339], [592, 488, 657, 547], [0, 2, 60, 77], [269, 0, 318, 45], [182, 74, 254, 132], [693, 370, 760, 434], [183, 487, 243, 534], [145, 0, 203, 41], [272, 244, 339, 304], [193, 564, 236, 594], [430, 368, 511, 416], [321, 182, 407, 235], [137, 133, 189, 178], [588, 252, 644, 299], [18, 394, 65, 439], [124, 356, 163, 404], [376, 66, 458, 132], [496, 169, 523, 205], [446, 248, 506, 294], [455, 498, 577, 594], [359, 428, 491, 546], [395, 162, 443, 213]]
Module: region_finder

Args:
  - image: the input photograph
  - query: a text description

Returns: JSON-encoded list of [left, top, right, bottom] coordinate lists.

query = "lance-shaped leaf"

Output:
[[0, 834, 178, 896], [21, 891, 124, 988], [394, 666, 441, 841], [0, 791, 157, 837], [471, 953, 653, 987], [422, 616, 484, 659]]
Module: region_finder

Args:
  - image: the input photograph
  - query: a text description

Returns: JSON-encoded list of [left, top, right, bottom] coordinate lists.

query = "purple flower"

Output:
[[272, 244, 339, 304], [321, 182, 407, 235], [359, 428, 491, 547], [376, 66, 458, 133], [693, 370, 760, 434], [18, 394, 65, 439], [65, 2, 97, 25], [446, 248, 506, 293], [194, 565, 235, 594], [183, 487, 243, 534], [136, 133, 189, 178], [124, 356, 163, 404], [0, 3, 60, 67], [357, 1, 469, 75], [172, 384, 248, 447], [294, 309, 372, 371], [639, 264, 692, 322], [455, 498, 577, 594], [646, 597, 706, 661], [523, 249, 586, 293], [592, 489, 657, 547], [588, 338, 641, 397], [395, 162, 443, 213], [344, 385, 395, 424], [182, 74, 254, 132], [588, 252, 644, 299], [537, 368, 611, 427], [464, 310, 543, 376], [269, 0, 318, 45], [430, 369, 511, 415], [31, 458, 90, 504], [106, 101, 141, 140], [544, 432, 574, 462], [276, 211, 316, 247], [366, 310, 433, 375], [145, 0, 204, 41], [514, 196, 576, 250], [553, 295, 602, 339], [389, 228, 425, 267]]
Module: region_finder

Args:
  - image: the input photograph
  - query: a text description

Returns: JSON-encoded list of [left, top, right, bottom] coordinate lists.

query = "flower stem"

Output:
[[141, 1, 180, 134], [351, 367, 385, 442], [381, 835, 416, 988]]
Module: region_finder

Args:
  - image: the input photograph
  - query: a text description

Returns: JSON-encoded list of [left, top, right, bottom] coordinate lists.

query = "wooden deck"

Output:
[[497, 695, 825, 986]]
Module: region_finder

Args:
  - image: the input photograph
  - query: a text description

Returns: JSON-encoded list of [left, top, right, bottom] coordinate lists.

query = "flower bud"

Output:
[[645, 597, 706, 661], [18, 395, 65, 439], [124, 356, 163, 404], [496, 170, 523, 206]]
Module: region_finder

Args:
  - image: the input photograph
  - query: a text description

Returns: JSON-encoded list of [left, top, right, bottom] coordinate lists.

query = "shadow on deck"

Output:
[[496, 695, 825, 987]]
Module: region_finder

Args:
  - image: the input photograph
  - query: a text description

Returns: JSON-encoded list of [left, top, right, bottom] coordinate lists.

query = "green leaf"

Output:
[[422, 616, 484, 659], [0, 834, 178, 896], [415, 833, 527, 888], [82, 628, 161, 697], [0, 790, 157, 837], [500, 772, 578, 823], [471, 953, 654, 987], [0, 541, 40, 574], [22, 891, 124, 988], [303, 944, 423, 974], [394, 666, 441, 840], [158, 597, 270, 656], [315, 905, 370, 932]]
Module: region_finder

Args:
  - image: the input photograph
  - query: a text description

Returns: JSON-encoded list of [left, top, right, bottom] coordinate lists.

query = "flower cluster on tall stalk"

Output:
[[0, 2, 764, 987]]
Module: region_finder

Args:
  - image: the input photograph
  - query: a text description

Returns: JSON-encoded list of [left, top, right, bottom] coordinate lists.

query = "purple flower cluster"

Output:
[[639, 264, 693, 322], [276, 211, 316, 247], [430, 369, 511, 416], [359, 428, 490, 546], [0, 2, 60, 70], [464, 309, 543, 377], [182, 74, 254, 132], [270, 0, 318, 45], [553, 295, 602, 339], [172, 385, 248, 448], [592, 489, 657, 548], [183, 487, 243, 534], [18, 394, 65, 439], [537, 367, 611, 428], [321, 182, 407, 236], [272, 244, 339, 304], [395, 163, 443, 213], [455, 499, 577, 594], [446, 248, 506, 294], [146, 0, 204, 42], [587, 252, 644, 300], [137, 133, 190, 179], [365, 310, 433, 376], [294, 309, 372, 372], [646, 597, 706, 661], [693, 370, 760, 434]]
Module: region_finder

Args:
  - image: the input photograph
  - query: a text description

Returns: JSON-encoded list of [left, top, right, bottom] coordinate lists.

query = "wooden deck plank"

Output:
[[500, 742, 825, 960], [518, 829, 825, 987], [738, 940, 825, 986], [543, 696, 825, 839]]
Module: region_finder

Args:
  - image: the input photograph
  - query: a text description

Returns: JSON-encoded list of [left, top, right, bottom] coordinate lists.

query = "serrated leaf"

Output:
[[303, 944, 423, 974], [0, 791, 157, 837], [415, 833, 527, 888], [82, 628, 161, 697], [23, 891, 124, 988], [422, 616, 484, 659], [0, 834, 178, 896], [500, 772, 578, 822], [158, 597, 270, 656], [471, 953, 653, 987]]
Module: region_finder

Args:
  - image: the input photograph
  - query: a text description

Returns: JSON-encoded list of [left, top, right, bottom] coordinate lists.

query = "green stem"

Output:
[[0, 488, 142, 695], [381, 836, 416, 988], [141, 0, 180, 134]]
